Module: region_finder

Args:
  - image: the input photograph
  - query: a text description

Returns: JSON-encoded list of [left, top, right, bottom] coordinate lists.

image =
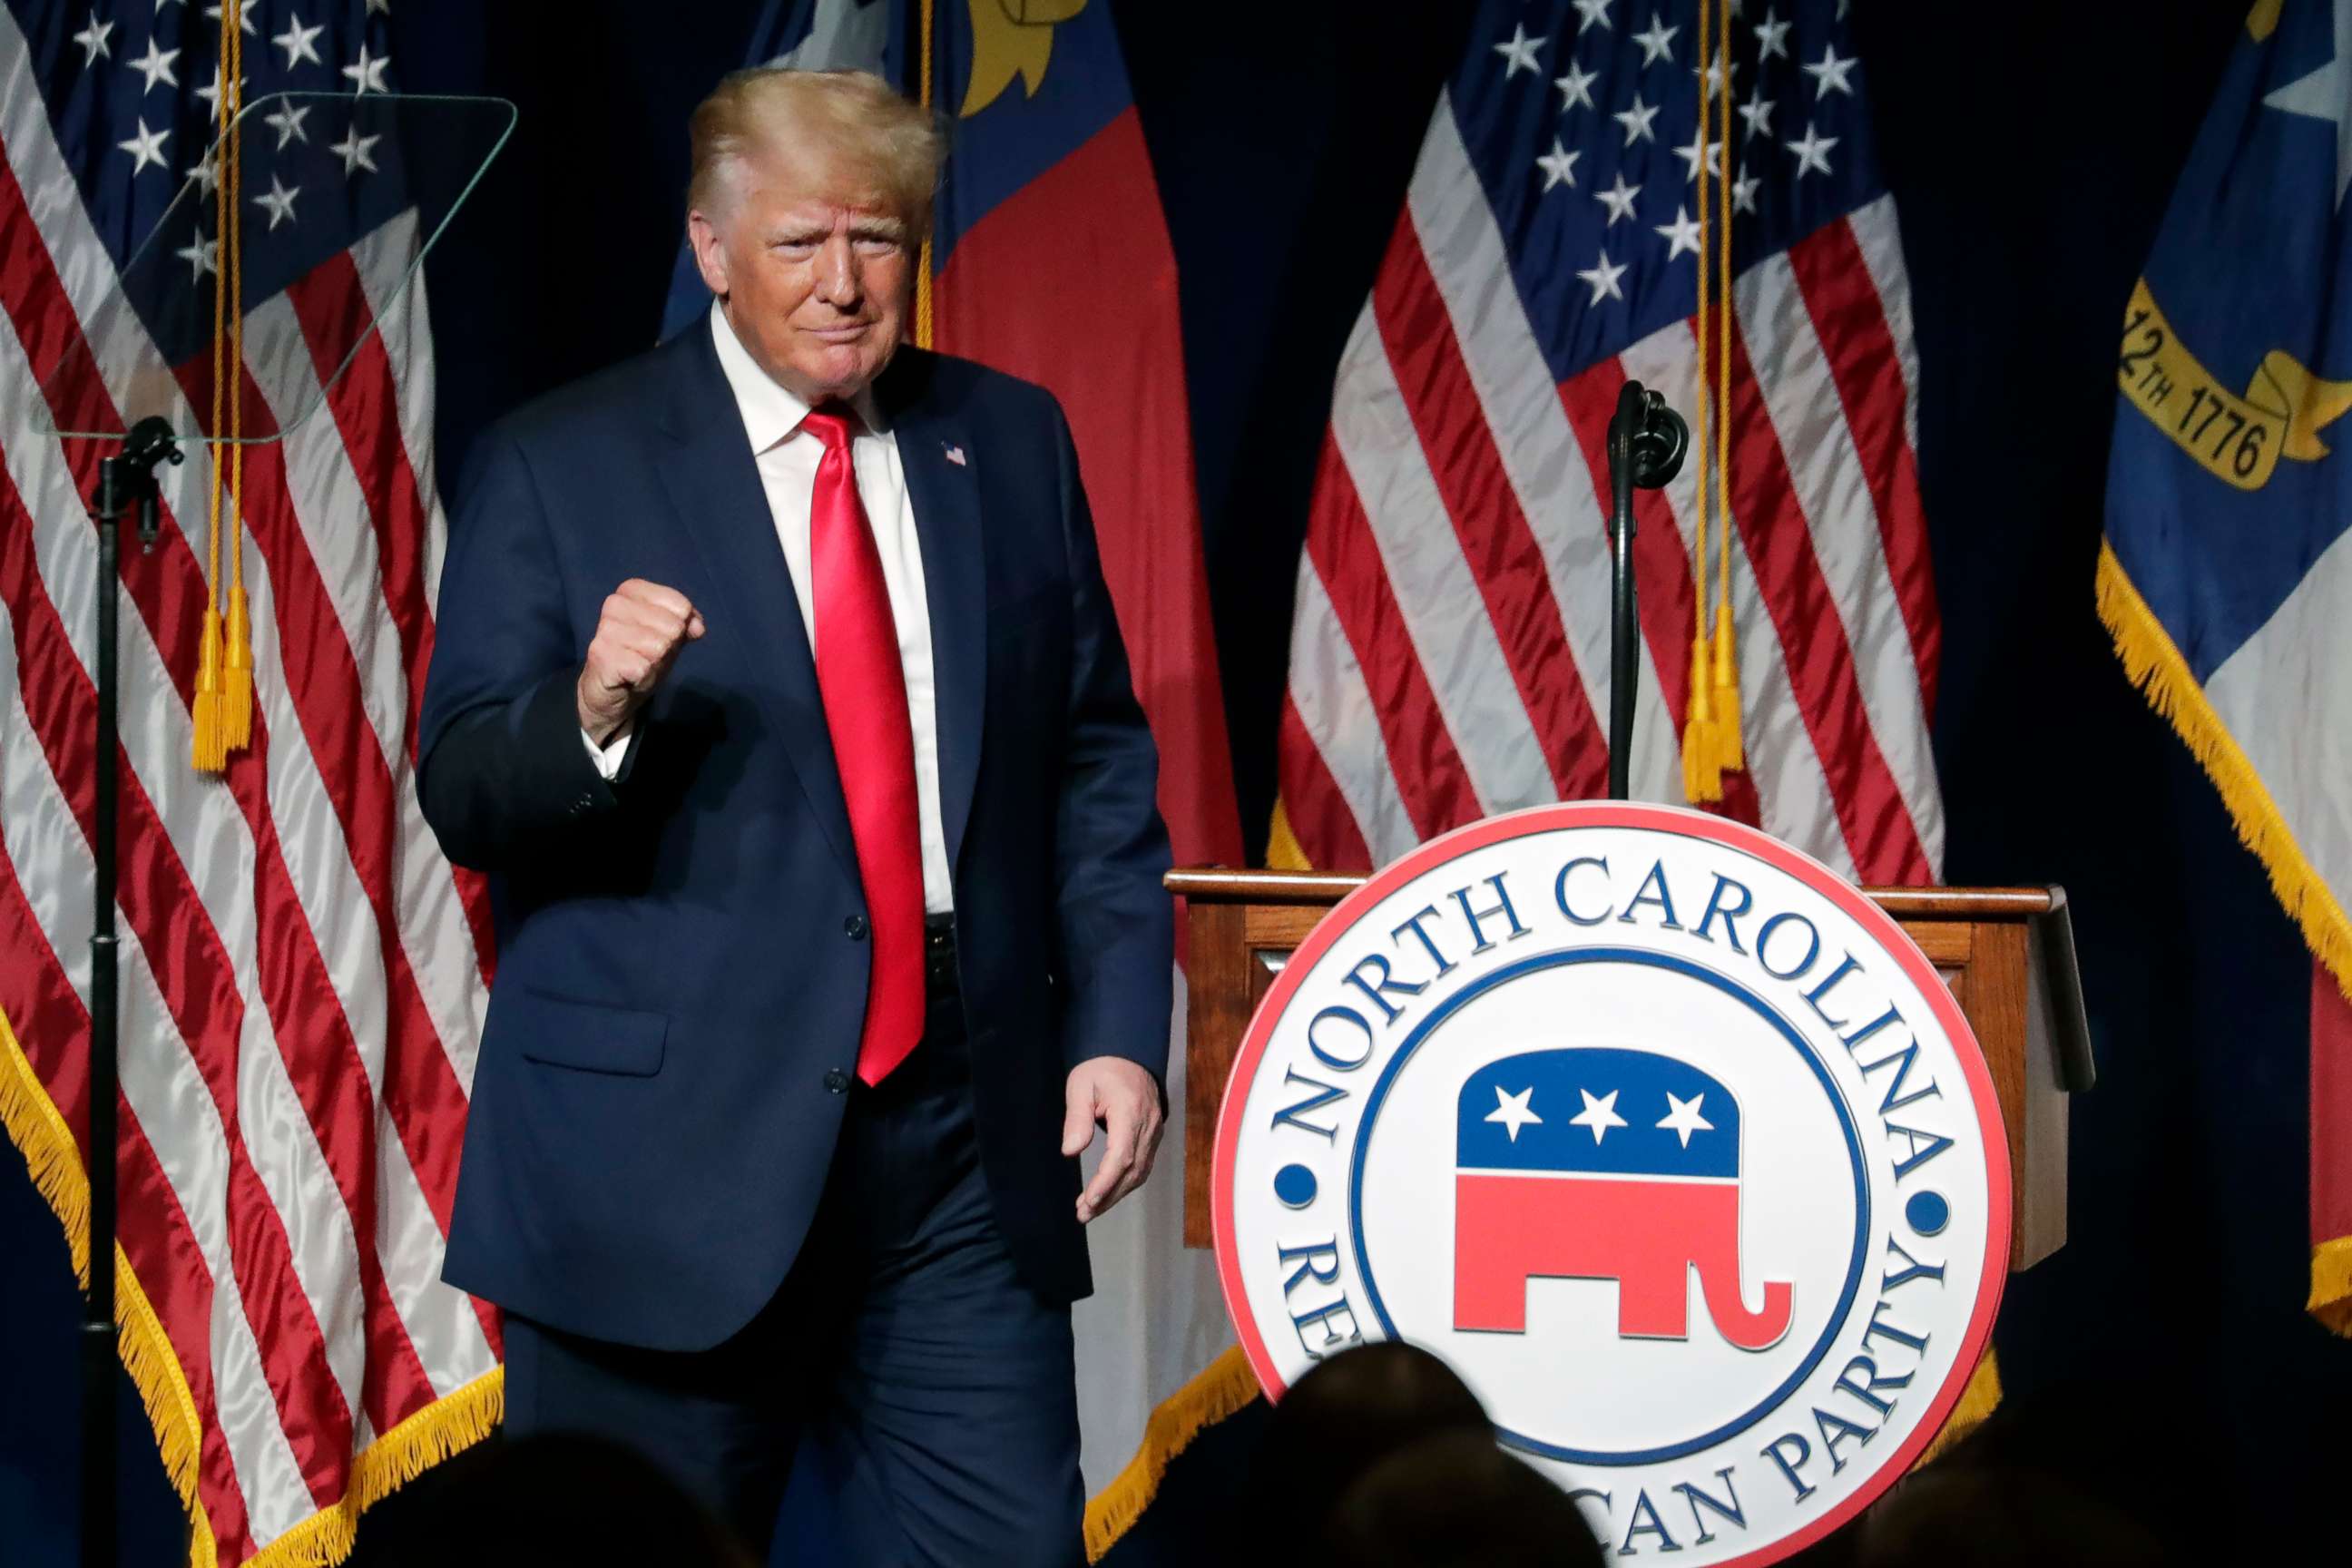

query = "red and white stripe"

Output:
[[0, 6, 498, 1561], [1282, 93, 1943, 888]]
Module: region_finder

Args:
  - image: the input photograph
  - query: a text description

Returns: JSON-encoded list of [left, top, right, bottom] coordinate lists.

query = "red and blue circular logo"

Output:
[[1214, 804, 2008, 1564]]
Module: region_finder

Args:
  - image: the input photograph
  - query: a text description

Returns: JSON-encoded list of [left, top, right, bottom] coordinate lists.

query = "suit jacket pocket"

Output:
[[505, 988, 669, 1077]]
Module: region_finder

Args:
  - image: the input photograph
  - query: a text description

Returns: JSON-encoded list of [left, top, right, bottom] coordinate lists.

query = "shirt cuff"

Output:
[[580, 721, 633, 780]]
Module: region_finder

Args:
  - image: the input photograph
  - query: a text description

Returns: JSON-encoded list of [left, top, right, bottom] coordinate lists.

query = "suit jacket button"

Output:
[[844, 915, 868, 941], [823, 1068, 850, 1093]]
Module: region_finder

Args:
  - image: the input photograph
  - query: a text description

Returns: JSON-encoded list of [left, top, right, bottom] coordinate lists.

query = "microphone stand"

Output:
[[82, 415, 181, 1568], [1603, 382, 1689, 800]]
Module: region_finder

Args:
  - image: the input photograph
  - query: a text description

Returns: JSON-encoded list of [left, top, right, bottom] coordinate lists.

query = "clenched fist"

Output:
[[577, 579, 705, 744]]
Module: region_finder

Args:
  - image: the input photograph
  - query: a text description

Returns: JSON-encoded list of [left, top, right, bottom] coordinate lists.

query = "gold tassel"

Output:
[[1682, 637, 1722, 804], [191, 608, 226, 772], [1710, 601, 1743, 772], [221, 585, 253, 750]]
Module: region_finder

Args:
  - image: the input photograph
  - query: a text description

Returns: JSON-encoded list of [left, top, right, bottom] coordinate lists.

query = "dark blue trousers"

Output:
[[503, 951, 1084, 1566]]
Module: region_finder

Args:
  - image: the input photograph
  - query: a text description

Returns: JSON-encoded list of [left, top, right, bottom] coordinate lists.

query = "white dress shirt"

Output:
[[584, 303, 955, 914]]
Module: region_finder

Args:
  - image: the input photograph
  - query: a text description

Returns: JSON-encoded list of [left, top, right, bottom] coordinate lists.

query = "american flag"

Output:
[[1278, 0, 1944, 887], [0, 4, 500, 1564]]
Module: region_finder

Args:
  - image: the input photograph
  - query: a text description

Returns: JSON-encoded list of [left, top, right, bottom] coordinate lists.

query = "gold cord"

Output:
[[1682, 0, 1721, 804], [1710, 0, 1744, 771], [915, 0, 936, 351], [220, 11, 252, 751]]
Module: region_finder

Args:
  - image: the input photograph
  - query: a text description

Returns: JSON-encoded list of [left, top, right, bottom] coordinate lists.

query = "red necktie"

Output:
[[802, 407, 924, 1086]]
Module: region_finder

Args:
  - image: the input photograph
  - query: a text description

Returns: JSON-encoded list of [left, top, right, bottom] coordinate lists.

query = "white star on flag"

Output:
[[72, 15, 113, 66], [204, 0, 258, 34], [1732, 166, 1761, 213], [1754, 6, 1792, 61], [117, 119, 171, 177], [1739, 95, 1775, 141], [264, 102, 311, 151], [1594, 170, 1640, 226], [174, 235, 219, 281], [1572, 0, 1612, 34], [275, 14, 326, 69], [1614, 94, 1661, 145], [343, 42, 392, 95], [1555, 61, 1599, 113], [1576, 248, 1627, 303], [1803, 43, 1858, 98], [329, 127, 381, 176], [253, 172, 301, 230], [1787, 122, 1838, 179], [1656, 204, 1702, 260], [129, 37, 179, 95], [1537, 140, 1581, 191], [1675, 130, 1723, 183], [195, 64, 246, 121], [1657, 1091, 1715, 1148], [1632, 16, 1678, 66], [2263, 0, 2352, 210], [1485, 1084, 1544, 1142], [1570, 1087, 1629, 1144], [1494, 24, 1542, 78]]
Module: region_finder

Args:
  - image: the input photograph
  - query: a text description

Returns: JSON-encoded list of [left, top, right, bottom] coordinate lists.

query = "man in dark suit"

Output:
[[416, 67, 1172, 1564]]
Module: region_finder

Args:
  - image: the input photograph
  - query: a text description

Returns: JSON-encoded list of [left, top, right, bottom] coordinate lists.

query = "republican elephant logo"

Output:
[[1452, 1047, 1793, 1351]]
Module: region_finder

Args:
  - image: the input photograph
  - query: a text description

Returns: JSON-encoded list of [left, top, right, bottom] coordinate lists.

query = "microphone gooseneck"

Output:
[[1604, 382, 1690, 800]]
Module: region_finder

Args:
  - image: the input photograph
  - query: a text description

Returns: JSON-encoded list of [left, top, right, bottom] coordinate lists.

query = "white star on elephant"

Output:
[[1485, 1084, 1544, 1142], [1570, 1087, 1627, 1144], [1657, 1091, 1715, 1148]]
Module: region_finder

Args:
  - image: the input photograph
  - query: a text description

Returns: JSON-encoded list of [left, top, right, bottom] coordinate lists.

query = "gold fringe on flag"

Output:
[[2311, 1236, 2352, 1336], [2094, 542, 2352, 997], [8, 1000, 510, 1566], [1082, 1346, 1262, 1563], [1915, 1348, 2004, 1468], [2097, 540, 2352, 1332]]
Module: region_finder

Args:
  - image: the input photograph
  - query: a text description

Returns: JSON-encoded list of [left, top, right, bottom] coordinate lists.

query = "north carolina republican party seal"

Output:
[[1214, 804, 2009, 1565]]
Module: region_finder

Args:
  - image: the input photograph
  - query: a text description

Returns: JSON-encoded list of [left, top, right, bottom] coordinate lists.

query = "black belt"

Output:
[[925, 913, 958, 1001]]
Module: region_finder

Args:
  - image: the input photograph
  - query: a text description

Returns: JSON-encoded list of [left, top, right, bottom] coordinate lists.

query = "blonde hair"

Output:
[[688, 68, 944, 239]]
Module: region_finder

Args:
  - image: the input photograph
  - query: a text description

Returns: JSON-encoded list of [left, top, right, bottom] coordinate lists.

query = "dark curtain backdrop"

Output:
[[6, 3, 2347, 1562]]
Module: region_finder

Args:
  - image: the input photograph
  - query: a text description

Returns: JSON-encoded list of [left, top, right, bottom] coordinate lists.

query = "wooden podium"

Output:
[[1167, 869, 2093, 1271]]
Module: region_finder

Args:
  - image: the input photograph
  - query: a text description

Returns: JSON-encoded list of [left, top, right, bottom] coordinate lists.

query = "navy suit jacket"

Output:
[[416, 323, 1173, 1352]]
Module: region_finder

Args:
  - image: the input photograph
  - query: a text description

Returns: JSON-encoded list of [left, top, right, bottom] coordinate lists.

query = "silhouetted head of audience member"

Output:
[[1319, 1427, 1605, 1567], [1853, 1463, 2178, 1568], [374, 1430, 756, 1567], [1249, 1339, 1495, 1560]]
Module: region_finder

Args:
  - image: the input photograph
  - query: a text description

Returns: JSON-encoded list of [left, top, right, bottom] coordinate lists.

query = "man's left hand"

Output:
[[1062, 1057, 1164, 1224]]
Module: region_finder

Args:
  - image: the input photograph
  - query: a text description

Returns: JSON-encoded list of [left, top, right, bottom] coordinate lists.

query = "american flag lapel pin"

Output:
[[944, 442, 968, 467]]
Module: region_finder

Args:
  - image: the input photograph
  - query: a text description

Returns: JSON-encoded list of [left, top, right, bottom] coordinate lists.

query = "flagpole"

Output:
[[83, 416, 179, 1568]]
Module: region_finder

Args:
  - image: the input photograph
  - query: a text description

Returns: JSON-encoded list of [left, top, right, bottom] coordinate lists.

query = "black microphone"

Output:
[[1603, 382, 1689, 799], [1611, 384, 1689, 492]]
